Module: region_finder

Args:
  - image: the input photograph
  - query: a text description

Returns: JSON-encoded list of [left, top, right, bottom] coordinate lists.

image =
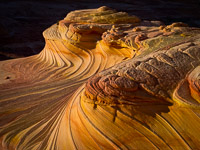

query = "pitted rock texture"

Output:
[[0, 6, 200, 150], [1, 0, 200, 60], [85, 39, 200, 106]]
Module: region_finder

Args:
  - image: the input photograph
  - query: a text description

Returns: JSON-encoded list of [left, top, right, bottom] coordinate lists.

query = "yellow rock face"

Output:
[[64, 6, 140, 24], [0, 6, 200, 150]]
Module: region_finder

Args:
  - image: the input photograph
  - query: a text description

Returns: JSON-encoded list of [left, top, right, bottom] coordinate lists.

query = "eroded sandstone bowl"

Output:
[[0, 6, 200, 150]]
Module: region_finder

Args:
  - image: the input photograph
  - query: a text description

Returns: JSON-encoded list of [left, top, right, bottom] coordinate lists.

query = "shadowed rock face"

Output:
[[0, 6, 200, 150]]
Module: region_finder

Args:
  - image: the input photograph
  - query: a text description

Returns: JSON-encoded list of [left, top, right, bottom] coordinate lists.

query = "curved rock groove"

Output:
[[0, 6, 200, 150]]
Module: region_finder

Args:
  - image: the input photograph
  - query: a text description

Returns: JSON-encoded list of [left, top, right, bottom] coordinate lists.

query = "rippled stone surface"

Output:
[[0, 6, 200, 150], [1, 0, 200, 60]]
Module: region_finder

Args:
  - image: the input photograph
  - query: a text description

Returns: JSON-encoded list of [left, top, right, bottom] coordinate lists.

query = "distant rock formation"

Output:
[[0, 6, 200, 150]]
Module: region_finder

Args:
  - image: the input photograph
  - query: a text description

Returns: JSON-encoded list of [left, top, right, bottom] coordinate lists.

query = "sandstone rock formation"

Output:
[[0, 6, 200, 150], [1, 0, 200, 60]]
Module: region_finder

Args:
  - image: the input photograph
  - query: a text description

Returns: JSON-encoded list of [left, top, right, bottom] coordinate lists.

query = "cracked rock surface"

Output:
[[1, 0, 200, 60], [0, 6, 200, 150]]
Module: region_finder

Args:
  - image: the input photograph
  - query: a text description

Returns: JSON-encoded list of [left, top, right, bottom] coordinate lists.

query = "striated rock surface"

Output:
[[1, 0, 200, 60], [85, 23, 200, 106], [0, 6, 200, 150]]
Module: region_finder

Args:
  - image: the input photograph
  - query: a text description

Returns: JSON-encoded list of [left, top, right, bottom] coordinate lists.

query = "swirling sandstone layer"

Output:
[[0, 6, 200, 150]]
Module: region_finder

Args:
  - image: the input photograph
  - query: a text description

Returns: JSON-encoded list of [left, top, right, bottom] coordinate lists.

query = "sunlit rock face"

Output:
[[85, 25, 200, 106], [0, 6, 200, 150]]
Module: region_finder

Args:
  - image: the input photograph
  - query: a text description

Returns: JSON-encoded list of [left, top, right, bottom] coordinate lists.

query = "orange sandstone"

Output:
[[0, 6, 200, 150]]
